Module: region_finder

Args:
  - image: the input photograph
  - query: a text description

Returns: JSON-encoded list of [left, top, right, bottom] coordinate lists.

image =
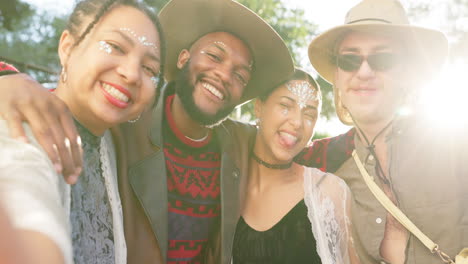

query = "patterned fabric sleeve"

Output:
[[295, 128, 356, 173], [0, 62, 19, 76]]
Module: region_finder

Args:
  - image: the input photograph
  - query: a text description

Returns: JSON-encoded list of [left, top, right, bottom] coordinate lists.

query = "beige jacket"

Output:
[[335, 119, 468, 263]]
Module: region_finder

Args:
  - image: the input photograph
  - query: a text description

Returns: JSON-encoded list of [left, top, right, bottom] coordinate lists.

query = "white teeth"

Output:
[[202, 82, 224, 100], [102, 83, 129, 103]]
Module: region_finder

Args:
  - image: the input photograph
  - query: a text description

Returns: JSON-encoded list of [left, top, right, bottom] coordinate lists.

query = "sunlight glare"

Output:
[[419, 60, 468, 129]]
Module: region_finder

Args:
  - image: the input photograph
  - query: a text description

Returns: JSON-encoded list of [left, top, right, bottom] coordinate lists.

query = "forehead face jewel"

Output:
[[286, 81, 317, 109]]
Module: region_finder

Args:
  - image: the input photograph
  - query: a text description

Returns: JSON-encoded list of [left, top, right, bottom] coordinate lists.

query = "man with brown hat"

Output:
[[298, 0, 468, 263], [116, 0, 293, 263], [0, 0, 293, 263]]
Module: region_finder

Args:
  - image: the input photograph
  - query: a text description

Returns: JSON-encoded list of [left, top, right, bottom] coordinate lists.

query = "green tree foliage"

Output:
[[0, 3, 65, 84], [237, 0, 317, 65], [444, 0, 468, 60], [0, 0, 33, 31], [407, 1, 468, 62]]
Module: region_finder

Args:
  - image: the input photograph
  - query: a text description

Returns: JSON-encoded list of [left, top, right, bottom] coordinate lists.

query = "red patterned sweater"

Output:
[[163, 94, 221, 264]]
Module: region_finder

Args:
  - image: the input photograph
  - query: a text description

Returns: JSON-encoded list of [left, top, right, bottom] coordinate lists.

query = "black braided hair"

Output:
[[67, 0, 114, 47], [65, 0, 166, 101]]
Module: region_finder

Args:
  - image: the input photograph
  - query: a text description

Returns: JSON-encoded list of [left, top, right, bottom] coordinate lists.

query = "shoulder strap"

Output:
[[352, 150, 455, 263]]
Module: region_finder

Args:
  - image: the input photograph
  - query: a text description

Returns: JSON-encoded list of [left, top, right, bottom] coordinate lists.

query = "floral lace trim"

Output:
[[304, 168, 351, 264], [100, 131, 127, 264]]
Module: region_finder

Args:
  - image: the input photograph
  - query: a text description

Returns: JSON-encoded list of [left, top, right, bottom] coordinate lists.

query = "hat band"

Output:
[[347, 18, 391, 24]]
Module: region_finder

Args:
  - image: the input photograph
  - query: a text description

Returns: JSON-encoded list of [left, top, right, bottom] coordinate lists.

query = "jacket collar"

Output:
[[149, 82, 171, 148], [150, 81, 235, 152]]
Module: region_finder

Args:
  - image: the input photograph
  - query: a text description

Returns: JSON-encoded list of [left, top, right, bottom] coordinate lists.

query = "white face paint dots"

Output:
[[201, 41, 254, 71], [213, 41, 227, 48], [99, 40, 112, 54], [119, 27, 158, 51], [98, 27, 160, 86], [150, 76, 159, 87], [99, 27, 158, 55], [200, 41, 228, 55]]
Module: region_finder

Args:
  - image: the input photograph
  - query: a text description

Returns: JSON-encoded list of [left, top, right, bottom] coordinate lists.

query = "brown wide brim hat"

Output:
[[159, 0, 294, 103], [308, 0, 449, 125]]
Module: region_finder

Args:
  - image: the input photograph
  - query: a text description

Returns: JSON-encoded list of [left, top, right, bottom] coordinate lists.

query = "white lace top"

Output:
[[303, 167, 359, 264]]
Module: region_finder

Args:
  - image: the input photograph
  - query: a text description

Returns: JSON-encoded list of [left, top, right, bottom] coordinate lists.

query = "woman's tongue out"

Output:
[[278, 131, 298, 148]]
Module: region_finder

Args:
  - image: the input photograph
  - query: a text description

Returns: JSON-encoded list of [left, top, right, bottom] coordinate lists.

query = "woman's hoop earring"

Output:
[[60, 68, 67, 83]]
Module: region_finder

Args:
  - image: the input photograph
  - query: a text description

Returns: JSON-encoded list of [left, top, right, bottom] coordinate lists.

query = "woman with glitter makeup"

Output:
[[0, 0, 164, 264], [232, 68, 360, 264]]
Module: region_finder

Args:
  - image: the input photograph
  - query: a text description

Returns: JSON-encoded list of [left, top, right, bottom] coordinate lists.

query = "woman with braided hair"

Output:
[[0, 0, 164, 263]]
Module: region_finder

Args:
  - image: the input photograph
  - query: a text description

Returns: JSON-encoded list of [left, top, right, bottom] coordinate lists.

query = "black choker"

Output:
[[251, 152, 292, 170]]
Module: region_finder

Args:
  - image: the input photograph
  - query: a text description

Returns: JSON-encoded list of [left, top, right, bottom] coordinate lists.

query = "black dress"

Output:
[[232, 200, 322, 264]]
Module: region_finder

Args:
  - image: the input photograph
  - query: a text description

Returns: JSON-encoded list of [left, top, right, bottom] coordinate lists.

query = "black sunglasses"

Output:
[[334, 53, 399, 72]]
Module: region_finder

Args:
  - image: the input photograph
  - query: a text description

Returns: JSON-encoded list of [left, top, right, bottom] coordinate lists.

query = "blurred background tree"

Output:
[[407, 0, 468, 61], [0, 0, 33, 30], [0, 0, 64, 84]]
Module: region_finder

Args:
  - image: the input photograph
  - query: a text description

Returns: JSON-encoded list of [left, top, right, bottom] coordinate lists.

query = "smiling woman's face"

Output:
[[56, 5, 161, 135], [255, 79, 320, 163]]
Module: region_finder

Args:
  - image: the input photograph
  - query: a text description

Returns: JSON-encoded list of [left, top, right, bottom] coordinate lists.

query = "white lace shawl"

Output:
[[303, 167, 359, 264]]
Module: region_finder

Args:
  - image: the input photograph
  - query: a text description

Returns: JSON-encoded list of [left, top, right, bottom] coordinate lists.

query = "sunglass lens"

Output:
[[368, 53, 398, 71], [336, 54, 363, 72]]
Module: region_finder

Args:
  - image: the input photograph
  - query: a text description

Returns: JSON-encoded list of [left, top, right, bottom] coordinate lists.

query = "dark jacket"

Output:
[[111, 83, 256, 264]]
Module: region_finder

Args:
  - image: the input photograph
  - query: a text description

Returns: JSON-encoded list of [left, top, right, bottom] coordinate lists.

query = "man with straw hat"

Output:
[[298, 0, 468, 263], [0, 0, 293, 263]]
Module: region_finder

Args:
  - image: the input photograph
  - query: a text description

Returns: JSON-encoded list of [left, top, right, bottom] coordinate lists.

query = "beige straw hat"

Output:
[[159, 0, 294, 103], [308, 0, 449, 125]]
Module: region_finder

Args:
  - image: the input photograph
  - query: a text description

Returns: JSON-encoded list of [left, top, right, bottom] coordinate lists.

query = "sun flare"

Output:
[[418, 60, 468, 129]]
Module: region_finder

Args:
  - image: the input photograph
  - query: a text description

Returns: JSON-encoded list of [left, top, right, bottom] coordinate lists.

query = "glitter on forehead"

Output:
[[211, 40, 253, 70], [119, 27, 158, 51], [286, 81, 317, 109], [213, 41, 227, 48]]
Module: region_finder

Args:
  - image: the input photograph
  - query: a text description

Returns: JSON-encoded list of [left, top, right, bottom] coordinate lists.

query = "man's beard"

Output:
[[174, 62, 236, 127]]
